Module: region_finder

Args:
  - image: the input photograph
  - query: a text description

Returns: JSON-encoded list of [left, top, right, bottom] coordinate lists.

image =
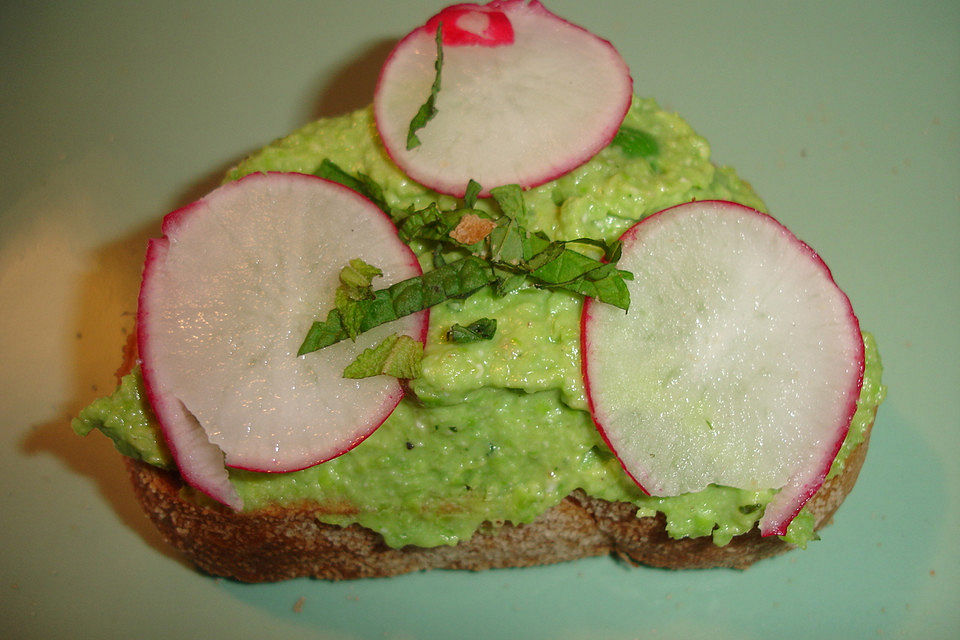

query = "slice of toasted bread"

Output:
[[125, 415, 872, 582]]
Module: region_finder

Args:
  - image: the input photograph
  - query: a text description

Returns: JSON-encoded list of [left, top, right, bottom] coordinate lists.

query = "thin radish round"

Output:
[[137, 172, 426, 509], [581, 200, 864, 536], [374, 0, 633, 197]]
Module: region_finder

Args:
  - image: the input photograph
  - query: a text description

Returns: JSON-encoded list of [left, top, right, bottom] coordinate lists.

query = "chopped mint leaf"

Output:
[[505, 235, 632, 310], [488, 184, 525, 222], [314, 159, 391, 215], [343, 334, 423, 379], [486, 219, 526, 264], [560, 237, 623, 262], [299, 255, 496, 355], [397, 203, 448, 244], [494, 272, 527, 296], [432, 244, 447, 269], [335, 259, 382, 340], [339, 258, 382, 294], [298, 309, 347, 355], [447, 318, 497, 343], [547, 265, 631, 310], [464, 179, 482, 208], [612, 126, 659, 160], [299, 175, 635, 358], [406, 23, 444, 150]]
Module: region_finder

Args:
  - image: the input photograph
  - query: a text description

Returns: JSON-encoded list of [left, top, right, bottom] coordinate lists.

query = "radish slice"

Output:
[[137, 172, 426, 508], [581, 201, 864, 536], [374, 0, 633, 197]]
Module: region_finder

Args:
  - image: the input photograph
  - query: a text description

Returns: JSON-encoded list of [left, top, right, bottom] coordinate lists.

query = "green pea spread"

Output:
[[73, 98, 885, 549]]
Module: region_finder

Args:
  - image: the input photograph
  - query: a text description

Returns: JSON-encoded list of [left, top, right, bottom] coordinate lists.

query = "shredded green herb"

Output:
[[447, 318, 497, 343], [314, 160, 394, 216], [406, 23, 445, 150], [335, 259, 382, 340], [298, 255, 496, 355], [612, 125, 659, 160], [343, 334, 423, 379], [299, 167, 634, 363]]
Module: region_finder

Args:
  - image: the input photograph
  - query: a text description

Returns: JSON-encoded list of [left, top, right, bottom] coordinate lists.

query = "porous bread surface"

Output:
[[126, 418, 872, 582]]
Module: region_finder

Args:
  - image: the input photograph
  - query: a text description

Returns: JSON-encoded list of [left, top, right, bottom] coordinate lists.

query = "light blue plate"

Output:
[[2, 2, 957, 638]]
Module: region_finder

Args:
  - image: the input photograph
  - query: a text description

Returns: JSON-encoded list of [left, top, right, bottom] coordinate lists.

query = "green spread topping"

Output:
[[72, 368, 172, 469], [74, 98, 885, 549]]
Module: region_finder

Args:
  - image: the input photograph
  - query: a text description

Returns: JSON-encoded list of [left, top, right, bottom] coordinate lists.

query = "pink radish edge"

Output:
[[425, 2, 516, 46], [138, 234, 243, 509], [220, 173, 428, 475], [137, 172, 429, 507], [580, 200, 865, 537], [373, 0, 633, 198]]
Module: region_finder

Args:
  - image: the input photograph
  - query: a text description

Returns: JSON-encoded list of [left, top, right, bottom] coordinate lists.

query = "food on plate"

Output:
[[137, 172, 427, 509], [374, 0, 632, 196], [582, 200, 865, 537], [73, 0, 885, 582]]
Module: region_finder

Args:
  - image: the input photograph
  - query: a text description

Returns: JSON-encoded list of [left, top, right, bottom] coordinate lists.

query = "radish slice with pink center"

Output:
[[374, 0, 632, 197], [581, 200, 864, 536], [137, 172, 426, 509]]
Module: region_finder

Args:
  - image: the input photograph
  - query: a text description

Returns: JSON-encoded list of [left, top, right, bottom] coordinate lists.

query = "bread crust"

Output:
[[125, 415, 872, 582]]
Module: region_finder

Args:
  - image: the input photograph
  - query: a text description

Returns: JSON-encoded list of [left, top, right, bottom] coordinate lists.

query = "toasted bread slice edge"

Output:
[[124, 410, 873, 582]]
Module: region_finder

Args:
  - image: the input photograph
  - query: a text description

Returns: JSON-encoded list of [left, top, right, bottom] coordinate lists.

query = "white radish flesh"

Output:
[[374, 0, 633, 197], [138, 172, 426, 508], [581, 200, 864, 535]]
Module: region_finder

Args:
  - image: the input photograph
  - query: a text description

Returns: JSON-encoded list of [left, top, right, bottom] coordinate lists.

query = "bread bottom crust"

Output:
[[126, 424, 871, 582]]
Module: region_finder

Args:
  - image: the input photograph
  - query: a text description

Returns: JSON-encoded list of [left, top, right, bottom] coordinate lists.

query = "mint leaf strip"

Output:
[[339, 259, 382, 293], [526, 246, 631, 310], [612, 126, 659, 160], [299, 255, 496, 355], [334, 259, 382, 340], [406, 23, 444, 150], [314, 159, 391, 215], [463, 179, 482, 209], [343, 334, 423, 379], [488, 184, 526, 222], [446, 318, 497, 343]]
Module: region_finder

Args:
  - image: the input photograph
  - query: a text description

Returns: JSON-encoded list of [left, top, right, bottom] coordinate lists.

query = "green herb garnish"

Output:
[[612, 125, 659, 160], [447, 318, 497, 343], [406, 23, 444, 150], [335, 259, 382, 340], [299, 170, 634, 369], [314, 159, 393, 215], [298, 255, 496, 355], [343, 333, 423, 379], [484, 185, 631, 309]]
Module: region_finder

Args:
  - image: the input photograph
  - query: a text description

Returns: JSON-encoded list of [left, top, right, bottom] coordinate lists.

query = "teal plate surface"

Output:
[[2, 2, 957, 638]]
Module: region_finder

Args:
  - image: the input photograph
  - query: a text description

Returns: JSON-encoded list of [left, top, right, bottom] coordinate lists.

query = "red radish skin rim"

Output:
[[229, 178, 429, 472], [137, 173, 428, 507], [425, 2, 516, 46], [580, 200, 864, 537], [138, 238, 243, 509], [373, 0, 633, 198]]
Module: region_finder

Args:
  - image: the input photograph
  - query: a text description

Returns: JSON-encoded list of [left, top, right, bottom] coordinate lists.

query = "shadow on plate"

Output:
[[16, 38, 399, 573], [19, 159, 238, 570], [309, 38, 397, 120]]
